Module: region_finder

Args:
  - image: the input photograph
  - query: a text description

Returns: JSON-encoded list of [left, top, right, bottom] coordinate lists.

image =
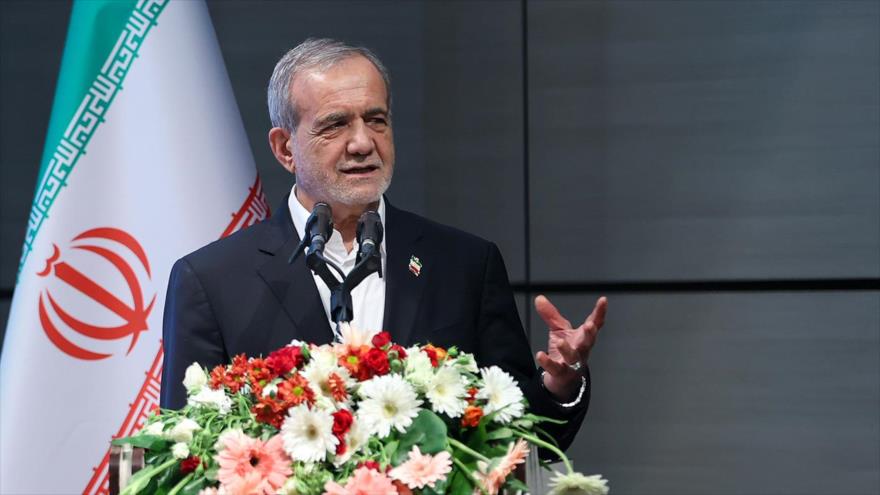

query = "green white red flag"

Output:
[[0, 1, 268, 492]]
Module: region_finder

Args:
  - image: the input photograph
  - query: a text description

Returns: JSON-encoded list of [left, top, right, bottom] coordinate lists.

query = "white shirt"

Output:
[[288, 187, 387, 338]]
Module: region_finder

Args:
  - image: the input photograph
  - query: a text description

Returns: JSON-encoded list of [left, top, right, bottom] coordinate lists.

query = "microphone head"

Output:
[[356, 210, 383, 253], [307, 202, 333, 252]]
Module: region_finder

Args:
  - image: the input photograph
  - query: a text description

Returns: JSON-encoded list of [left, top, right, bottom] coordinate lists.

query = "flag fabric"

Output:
[[0, 1, 269, 492]]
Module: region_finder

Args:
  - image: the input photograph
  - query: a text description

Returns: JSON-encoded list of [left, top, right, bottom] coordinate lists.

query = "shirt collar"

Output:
[[287, 185, 387, 255]]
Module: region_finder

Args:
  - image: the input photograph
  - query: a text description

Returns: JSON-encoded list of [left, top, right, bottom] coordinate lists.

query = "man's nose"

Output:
[[346, 120, 375, 156]]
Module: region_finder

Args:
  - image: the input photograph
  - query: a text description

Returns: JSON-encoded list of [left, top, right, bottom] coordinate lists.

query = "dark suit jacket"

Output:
[[160, 198, 588, 450]]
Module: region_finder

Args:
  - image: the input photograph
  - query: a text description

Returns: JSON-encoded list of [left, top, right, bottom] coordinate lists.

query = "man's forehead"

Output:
[[292, 56, 385, 96]]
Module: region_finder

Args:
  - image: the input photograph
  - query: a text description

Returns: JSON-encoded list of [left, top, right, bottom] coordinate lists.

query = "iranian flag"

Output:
[[0, 1, 268, 492]]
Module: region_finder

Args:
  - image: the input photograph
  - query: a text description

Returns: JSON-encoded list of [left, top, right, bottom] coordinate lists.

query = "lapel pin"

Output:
[[408, 255, 422, 277]]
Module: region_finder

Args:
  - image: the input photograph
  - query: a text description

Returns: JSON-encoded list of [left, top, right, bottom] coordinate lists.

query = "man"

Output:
[[160, 38, 607, 451]]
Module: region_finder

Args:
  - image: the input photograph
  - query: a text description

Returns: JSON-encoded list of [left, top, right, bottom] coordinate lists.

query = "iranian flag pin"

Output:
[[408, 255, 423, 276]]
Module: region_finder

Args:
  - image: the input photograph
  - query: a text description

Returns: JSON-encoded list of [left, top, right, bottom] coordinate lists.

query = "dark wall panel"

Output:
[[0, 1, 70, 290], [527, 0, 880, 283], [529, 291, 880, 495]]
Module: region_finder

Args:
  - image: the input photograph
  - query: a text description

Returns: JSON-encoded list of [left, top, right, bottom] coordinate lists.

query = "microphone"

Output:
[[306, 203, 333, 255], [356, 210, 383, 261], [288, 202, 334, 264]]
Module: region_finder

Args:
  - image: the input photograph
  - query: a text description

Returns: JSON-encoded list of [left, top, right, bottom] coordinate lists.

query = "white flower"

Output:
[[301, 347, 354, 405], [333, 415, 368, 466], [338, 322, 379, 347], [426, 366, 468, 417], [140, 420, 165, 437], [279, 478, 302, 495], [280, 404, 338, 463], [477, 366, 525, 424], [171, 442, 190, 459], [453, 353, 479, 373], [168, 418, 201, 443], [547, 471, 610, 495], [404, 348, 435, 390], [358, 374, 423, 438], [183, 363, 208, 394], [187, 387, 232, 415]]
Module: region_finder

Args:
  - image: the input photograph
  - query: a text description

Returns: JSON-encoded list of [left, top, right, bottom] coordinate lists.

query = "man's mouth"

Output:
[[340, 164, 380, 175]]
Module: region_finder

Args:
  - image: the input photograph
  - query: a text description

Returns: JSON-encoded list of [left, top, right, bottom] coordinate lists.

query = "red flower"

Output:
[[364, 348, 390, 376], [266, 346, 304, 376], [247, 357, 273, 392], [253, 397, 286, 428], [358, 460, 382, 472], [423, 344, 446, 365], [332, 409, 354, 436], [422, 347, 439, 368], [467, 387, 479, 404], [371, 331, 392, 349], [277, 373, 315, 407], [179, 455, 201, 474], [461, 405, 484, 428], [331, 409, 354, 456], [339, 346, 372, 381], [209, 365, 227, 390], [389, 344, 407, 360], [222, 354, 250, 393], [327, 372, 348, 402]]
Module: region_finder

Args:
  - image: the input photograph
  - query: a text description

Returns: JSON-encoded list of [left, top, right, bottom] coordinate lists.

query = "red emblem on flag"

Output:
[[37, 227, 155, 360]]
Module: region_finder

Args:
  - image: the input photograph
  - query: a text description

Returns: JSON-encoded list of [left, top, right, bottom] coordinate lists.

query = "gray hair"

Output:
[[267, 38, 392, 131]]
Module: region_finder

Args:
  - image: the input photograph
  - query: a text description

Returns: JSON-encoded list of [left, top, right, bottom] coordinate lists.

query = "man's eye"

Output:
[[369, 118, 387, 126]]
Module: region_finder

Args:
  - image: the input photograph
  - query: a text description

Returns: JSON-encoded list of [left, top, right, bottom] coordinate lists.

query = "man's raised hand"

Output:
[[534, 295, 607, 401]]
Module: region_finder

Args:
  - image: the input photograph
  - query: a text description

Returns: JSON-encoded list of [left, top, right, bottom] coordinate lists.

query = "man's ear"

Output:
[[268, 127, 295, 174]]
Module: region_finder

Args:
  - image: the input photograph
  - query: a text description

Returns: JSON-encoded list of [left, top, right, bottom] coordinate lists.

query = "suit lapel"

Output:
[[383, 202, 428, 346], [256, 200, 335, 346]]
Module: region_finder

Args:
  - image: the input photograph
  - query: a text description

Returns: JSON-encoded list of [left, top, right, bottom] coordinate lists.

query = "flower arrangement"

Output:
[[115, 325, 609, 494]]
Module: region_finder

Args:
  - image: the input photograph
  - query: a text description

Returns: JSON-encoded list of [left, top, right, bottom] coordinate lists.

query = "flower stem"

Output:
[[452, 456, 487, 495], [120, 457, 178, 495], [167, 472, 194, 495], [515, 431, 573, 473], [448, 437, 490, 462]]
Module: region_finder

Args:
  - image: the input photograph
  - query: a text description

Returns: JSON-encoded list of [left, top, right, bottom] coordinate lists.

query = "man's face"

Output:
[[287, 56, 394, 208]]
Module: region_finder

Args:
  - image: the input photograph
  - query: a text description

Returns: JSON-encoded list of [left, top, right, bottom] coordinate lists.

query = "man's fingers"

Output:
[[535, 294, 572, 331], [585, 296, 608, 329], [554, 337, 581, 366], [536, 351, 566, 376]]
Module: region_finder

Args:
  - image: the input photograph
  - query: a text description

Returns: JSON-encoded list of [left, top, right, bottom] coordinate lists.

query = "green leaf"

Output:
[[204, 466, 218, 481], [507, 477, 530, 493], [179, 477, 207, 495], [486, 427, 513, 441], [394, 410, 447, 464], [112, 434, 168, 451], [448, 470, 473, 495], [153, 464, 180, 493]]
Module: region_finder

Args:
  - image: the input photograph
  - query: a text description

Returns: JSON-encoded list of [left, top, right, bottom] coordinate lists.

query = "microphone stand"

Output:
[[291, 206, 383, 339], [330, 247, 382, 324]]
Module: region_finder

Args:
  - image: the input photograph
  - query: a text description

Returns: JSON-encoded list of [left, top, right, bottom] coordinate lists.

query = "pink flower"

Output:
[[389, 446, 452, 489], [323, 466, 398, 495], [475, 439, 530, 494], [215, 430, 292, 494]]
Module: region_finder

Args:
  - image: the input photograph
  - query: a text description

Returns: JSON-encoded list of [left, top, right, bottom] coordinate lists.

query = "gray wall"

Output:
[[1, 1, 878, 493]]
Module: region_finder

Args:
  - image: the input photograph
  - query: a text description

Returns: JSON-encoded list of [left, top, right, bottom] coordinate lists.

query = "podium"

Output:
[[108, 445, 144, 495]]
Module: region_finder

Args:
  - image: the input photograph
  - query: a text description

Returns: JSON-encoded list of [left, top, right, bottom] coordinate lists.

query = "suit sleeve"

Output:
[[159, 257, 227, 410], [476, 243, 589, 453]]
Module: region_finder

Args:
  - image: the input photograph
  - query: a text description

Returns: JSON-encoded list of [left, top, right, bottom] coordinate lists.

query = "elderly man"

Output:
[[160, 38, 607, 451]]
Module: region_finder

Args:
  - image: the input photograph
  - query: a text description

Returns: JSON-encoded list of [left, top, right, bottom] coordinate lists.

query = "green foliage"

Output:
[[393, 409, 448, 464]]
